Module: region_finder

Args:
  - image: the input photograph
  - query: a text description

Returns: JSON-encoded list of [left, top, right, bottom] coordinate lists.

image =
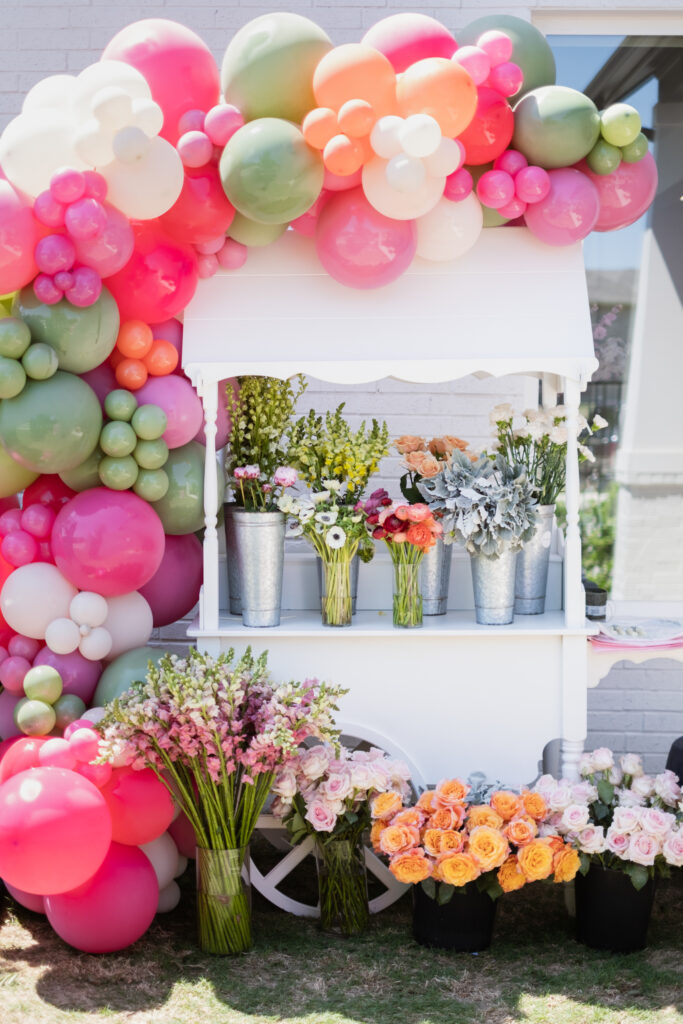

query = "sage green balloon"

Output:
[[98, 454, 139, 490], [513, 86, 601, 169], [221, 12, 332, 123], [23, 665, 63, 704], [60, 447, 103, 492], [600, 103, 641, 148], [132, 403, 167, 441], [152, 440, 220, 535], [15, 698, 56, 737], [93, 646, 165, 706], [586, 138, 622, 176], [0, 356, 26, 399], [0, 371, 102, 474], [100, 420, 137, 458], [12, 285, 120, 374], [0, 443, 38, 498], [458, 15, 556, 98], [22, 342, 59, 380], [220, 118, 324, 225], [228, 212, 287, 248], [621, 133, 648, 164], [104, 388, 137, 422], [133, 468, 169, 503], [53, 693, 86, 731], [134, 437, 169, 470], [0, 317, 31, 359]]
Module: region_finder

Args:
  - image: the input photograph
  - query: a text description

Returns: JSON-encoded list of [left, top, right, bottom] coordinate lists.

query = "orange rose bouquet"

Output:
[[368, 502, 442, 627]]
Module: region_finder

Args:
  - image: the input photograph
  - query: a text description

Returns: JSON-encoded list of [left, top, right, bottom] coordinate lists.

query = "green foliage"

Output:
[[556, 483, 617, 592]]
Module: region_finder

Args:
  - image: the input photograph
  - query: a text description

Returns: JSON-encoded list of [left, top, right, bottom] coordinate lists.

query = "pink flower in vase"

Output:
[[274, 466, 297, 488]]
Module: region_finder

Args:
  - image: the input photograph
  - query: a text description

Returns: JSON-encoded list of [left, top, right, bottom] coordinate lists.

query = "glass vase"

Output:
[[319, 556, 353, 627], [196, 846, 252, 954], [315, 837, 369, 936], [393, 558, 423, 628]]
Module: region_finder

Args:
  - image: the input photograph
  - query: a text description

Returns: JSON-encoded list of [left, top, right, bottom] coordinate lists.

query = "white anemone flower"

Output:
[[278, 494, 295, 514], [285, 520, 304, 538], [326, 526, 347, 549], [322, 479, 342, 492], [315, 508, 338, 526], [311, 490, 331, 504], [299, 506, 315, 523]]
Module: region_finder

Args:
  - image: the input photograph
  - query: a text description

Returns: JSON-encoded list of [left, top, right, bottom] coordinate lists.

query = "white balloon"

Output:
[[100, 136, 184, 219], [1, 564, 78, 639], [399, 114, 442, 159], [70, 591, 109, 629], [425, 138, 463, 178], [0, 110, 85, 197], [71, 60, 151, 122], [45, 617, 81, 655], [369, 115, 404, 159], [103, 592, 154, 660], [140, 832, 180, 890], [112, 125, 151, 164], [157, 880, 181, 914], [131, 97, 164, 139], [23, 74, 77, 113], [79, 626, 113, 662], [174, 855, 188, 878], [91, 87, 133, 133], [81, 706, 106, 725], [362, 156, 444, 220], [385, 154, 426, 194], [416, 193, 484, 262], [73, 120, 115, 168]]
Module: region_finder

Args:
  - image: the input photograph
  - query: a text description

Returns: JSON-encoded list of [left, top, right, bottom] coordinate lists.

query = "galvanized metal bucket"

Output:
[[470, 546, 518, 625], [230, 509, 285, 627], [515, 504, 555, 615], [420, 537, 452, 616], [224, 504, 242, 616]]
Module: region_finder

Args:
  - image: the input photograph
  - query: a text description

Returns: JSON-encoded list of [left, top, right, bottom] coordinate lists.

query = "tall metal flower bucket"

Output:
[[231, 509, 285, 627], [470, 546, 518, 625], [421, 537, 452, 615], [515, 504, 555, 615], [224, 503, 242, 616]]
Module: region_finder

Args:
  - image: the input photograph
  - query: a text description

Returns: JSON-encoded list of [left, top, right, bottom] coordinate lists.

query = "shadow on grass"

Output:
[[2, 872, 682, 1024]]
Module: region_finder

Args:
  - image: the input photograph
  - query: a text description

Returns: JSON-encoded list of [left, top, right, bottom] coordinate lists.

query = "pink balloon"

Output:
[[79, 361, 118, 409], [76, 761, 112, 789], [362, 13, 457, 72], [177, 130, 213, 168], [204, 104, 244, 147], [83, 171, 108, 202], [487, 61, 523, 98], [0, 508, 23, 535], [194, 376, 237, 448], [64, 197, 107, 241], [21, 504, 56, 540], [139, 532, 203, 627], [72, 202, 134, 279], [102, 19, 220, 144], [38, 738, 77, 771], [63, 719, 96, 741], [45, 842, 158, 953], [34, 191, 66, 229], [498, 197, 528, 219], [52, 488, 165, 596], [35, 234, 75, 275], [33, 274, 63, 305], [0, 736, 47, 781], [577, 151, 658, 232], [68, 727, 100, 763], [216, 238, 247, 271], [177, 109, 206, 135], [50, 168, 86, 205], [135, 375, 203, 449], [444, 167, 474, 201], [159, 163, 235, 247], [195, 236, 227, 256], [0, 690, 22, 740], [0, 180, 42, 293], [168, 809, 196, 859], [53, 270, 74, 292], [8, 635, 40, 660], [0, 655, 31, 693], [316, 188, 417, 290], [152, 317, 183, 350], [515, 165, 551, 204], [5, 881, 46, 914], [451, 46, 490, 86], [323, 167, 363, 192], [524, 168, 600, 246], [493, 149, 528, 176], [477, 30, 513, 66], [476, 169, 515, 209], [64, 265, 102, 307], [1, 530, 39, 568], [0, 766, 112, 895], [290, 190, 330, 238], [100, 766, 175, 846], [196, 252, 218, 278]]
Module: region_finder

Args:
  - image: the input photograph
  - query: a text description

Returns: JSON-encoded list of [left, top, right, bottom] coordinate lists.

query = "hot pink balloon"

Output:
[[577, 151, 658, 232], [196, 253, 218, 279], [498, 197, 528, 220], [33, 274, 63, 305], [50, 169, 86, 205], [5, 882, 46, 914], [451, 46, 490, 86], [35, 234, 75, 275], [100, 766, 175, 846], [194, 376, 237, 448], [34, 191, 66, 229], [83, 171, 108, 202], [487, 61, 524, 98], [102, 19, 220, 144], [79, 361, 118, 409], [64, 197, 107, 241], [159, 163, 235, 247], [515, 165, 551, 205], [1, 530, 39, 568], [72, 202, 135, 278], [21, 505, 56, 541], [0, 181, 43, 293], [0, 508, 22, 535], [204, 104, 244, 147], [477, 30, 513, 66], [38, 738, 77, 771], [51, 488, 165, 596], [64, 265, 102, 307], [135, 374, 203, 449], [139, 532, 203, 627], [524, 168, 600, 246], [476, 169, 515, 209], [0, 690, 22, 740], [290, 190, 330, 238], [177, 109, 206, 135], [444, 167, 473, 201], [45, 842, 158, 953], [494, 149, 528, 177], [316, 188, 417, 290], [362, 13, 457, 72]]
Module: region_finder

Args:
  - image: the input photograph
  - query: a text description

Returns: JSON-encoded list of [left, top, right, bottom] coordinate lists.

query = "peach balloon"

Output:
[[302, 107, 338, 150], [313, 44, 397, 118], [337, 99, 376, 138], [397, 58, 477, 139], [323, 135, 365, 177]]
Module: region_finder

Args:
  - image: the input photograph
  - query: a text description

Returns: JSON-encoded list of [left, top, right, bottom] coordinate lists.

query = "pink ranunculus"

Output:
[[273, 466, 297, 488], [662, 829, 683, 868], [591, 747, 615, 772], [639, 807, 676, 840], [612, 806, 642, 832], [631, 774, 655, 799], [628, 831, 660, 866], [548, 784, 574, 813], [406, 503, 431, 523], [654, 769, 682, 807], [561, 804, 590, 832], [605, 826, 630, 858], [319, 770, 353, 803], [304, 798, 338, 833], [272, 767, 297, 801], [620, 752, 644, 778], [300, 745, 331, 781], [577, 825, 606, 855]]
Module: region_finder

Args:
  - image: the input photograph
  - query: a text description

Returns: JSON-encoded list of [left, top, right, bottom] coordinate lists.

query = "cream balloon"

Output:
[[140, 832, 180, 890], [416, 193, 484, 262], [79, 626, 113, 662], [0, 110, 86, 197], [362, 155, 444, 220], [100, 136, 184, 219], [45, 616, 81, 655], [399, 114, 442, 159], [103, 591, 154, 660], [386, 154, 426, 193], [425, 138, 463, 178], [369, 116, 404, 159], [1, 563, 78, 639], [112, 125, 151, 164], [71, 60, 152, 122], [131, 97, 164, 138], [23, 74, 77, 113], [81, 706, 106, 725], [157, 880, 181, 914], [70, 591, 109, 629], [73, 120, 116, 167], [91, 87, 134, 133]]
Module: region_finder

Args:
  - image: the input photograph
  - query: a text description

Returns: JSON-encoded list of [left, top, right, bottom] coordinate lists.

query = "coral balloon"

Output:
[[135, 375, 203, 450], [523, 168, 600, 245], [577, 152, 658, 232], [362, 14, 457, 73], [33, 646, 102, 705], [117, 320, 153, 359], [396, 58, 477, 139], [0, 180, 41, 294], [313, 44, 397, 118], [457, 87, 514, 166], [144, 339, 179, 376], [323, 135, 365, 177], [115, 359, 148, 391], [139, 532, 203, 627], [159, 163, 235, 246], [1, 562, 78, 639], [100, 766, 175, 846], [106, 220, 198, 325]]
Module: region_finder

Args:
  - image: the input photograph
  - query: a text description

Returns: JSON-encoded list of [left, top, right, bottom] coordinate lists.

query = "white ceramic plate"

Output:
[[599, 618, 683, 644]]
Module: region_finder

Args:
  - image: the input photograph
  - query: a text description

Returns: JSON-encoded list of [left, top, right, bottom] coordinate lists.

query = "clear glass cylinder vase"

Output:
[[319, 556, 353, 627], [196, 846, 252, 955], [393, 557, 423, 628], [315, 837, 369, 937]]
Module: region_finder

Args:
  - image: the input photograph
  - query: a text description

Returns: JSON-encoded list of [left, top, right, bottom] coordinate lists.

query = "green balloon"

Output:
[[600, 103, 641, 148], [134, 468, 169, 503], [93, 646, 165, 706], [12, 286, 120, 374], [586, 138, 622, 176], [131, 404, 167, 441], [620, 133, 648, 164], [23, 665, 63, 704], [22, 342, 59, 380], [458, 15, 556, 98], [104, 388, 138, 422], [0, 317, 31, 358], [229, 212, 287, 248], [98, 454, 139, 490], [60, 447, 103, 492], [513, 86, 601, 169], [221, 119, 324, 225], [468, 165, 510, 227], [0, 371, 102, 474], [152, 440, 220, 535], [100, 420, 137, 458], [15, 698, 56, 737], [0, 443, 38, 498], [53, 693, 87, 731], [134, 437, 169, 470], [221, 12, 332, 123], [0, 356, 26, 399]]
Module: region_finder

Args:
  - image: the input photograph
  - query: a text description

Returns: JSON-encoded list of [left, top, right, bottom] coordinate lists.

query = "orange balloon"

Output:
[[143, 338, 179, 376], [337, 98, 375, 138], [396, 58, 477, 138], [116, 320, 154, 359], [302, 107, 338, 150], [323, 135, 365, 177], [109, 348, 125, 370], [313, 44, 397, 117], [115, 358, 148, 391]]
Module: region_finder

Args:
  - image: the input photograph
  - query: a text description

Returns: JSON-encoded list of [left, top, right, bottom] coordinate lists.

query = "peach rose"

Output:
[[434, 851, 480, 887], [392, 808, 425, 830], [370, 820, 386, 853], [371, 791, 403, 821], [428, 435, 469, 457], [498, 855, 527, 893], [429, 805, 466, 831], [504, 817, 538, 847], [390, 849, 432, 884], [438, 829, 465, 854], [521, 790, 548, 822], [466, 805, 504, 831], [403, 451, 441, 478], [423, 829, 444, 858], [553, 845, 581, 883], [394, 435, 426, 455], [468, 825, 510, 871], [517, 839, 554, 881], [435, 778, 470, 809], [379, 823, 420, 857], [416, 790, 438, 814], [490, 790, 523, 822]]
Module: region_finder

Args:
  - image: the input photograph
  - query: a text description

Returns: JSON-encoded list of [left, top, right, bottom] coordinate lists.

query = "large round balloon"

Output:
[[52, 488, 165, 596], [316, 187, 417, 289], [100, 766, 175, 846], [93, 645, 164, 706], [135, 374, 203, 450], [0, 372, 102, 475], [102, 20, 220, 143], [152, 440, 218, 535], [220, 119, 324, 225], [0, 444, 38, 499], [139, 532, 202, 627], [0, 766, 112, 894], [33, 646, 102, 705], [105, 220, 199, 325], [513, 86, 601, 169], [45, 842, 158, 953], [524, 168, 600, 245], [0, 108, 85, 199], [13, 286, 119, 374], [228, 213, 287, 248], [0, 736, 47, 781], [313, 44, 397, 117], [0, 562, 77, 638], [361, 156, 444, 221], [457, 87, 514, 166], [23, 474, 76, 511], [361, 14, 457, 73], [103, 592, 153, 660], [396, 58, 477, 139], [221, 12, 332, 123], [577, 151, 658, 232], [72, 203, 135, 279], [159, 164, 235, 246], [416, 193, 484, 261], [458, 15, 556, 98], [0, 180, 41, 294]]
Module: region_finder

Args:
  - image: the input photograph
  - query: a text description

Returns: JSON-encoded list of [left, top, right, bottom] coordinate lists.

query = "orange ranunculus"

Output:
[[423, 828, 444, 857], [435, 778, 470, 809], [466, 804, 504, 831], [390, 849, 432, 884], [498, 855, 527, 893], [379, 823, 420, 857], [521, 789, 548, 821], [395, 505, 411, 521], [504, 817, 538, 847], [371, 791, 403, 821], [417, 790, 438, 814], [517, 840, 554, 882], [394, 435, 426, 455], [468, 826, 510, 871], [434, 851, 480, 887], [406, 521, 434, 550], [429, 805, 466, 831], [490, 790, 523, 822], [392, 808, 425, 829], [370, 820, 386, 853], [553, 845, 581, 883]]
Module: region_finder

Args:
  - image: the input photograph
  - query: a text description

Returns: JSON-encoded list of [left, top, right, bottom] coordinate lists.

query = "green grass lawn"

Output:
[[1, 868, 681, 1024]]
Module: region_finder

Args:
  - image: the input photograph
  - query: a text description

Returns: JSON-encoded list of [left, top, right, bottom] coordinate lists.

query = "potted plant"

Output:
[[534, 749, 683, 952], [418, 450, 537, 624]]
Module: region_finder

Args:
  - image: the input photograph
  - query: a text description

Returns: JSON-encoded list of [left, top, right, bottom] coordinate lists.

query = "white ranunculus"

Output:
[[631, 774, 655, 799], [620, 752, 644, 778]]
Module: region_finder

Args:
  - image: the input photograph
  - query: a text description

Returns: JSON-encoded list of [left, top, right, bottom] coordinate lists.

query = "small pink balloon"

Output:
[[323, 167, 363, 193], [493, 149, 528, 176], [196, 252, 219, 278], [444, 167, 474, 201], [476, 169, 515, 209], [53, 270, 74, 291], [50, 168, 86, 205], [21, 504, 56, 540], [35, 233, 76, 275], [204, 104, 244, 146], [177, 109, 206, 135], [0, 647, 8, 667], [64, 265, 102, 307], [515, 165, 551, 205], [76, 761, 112, 788], [68, 727, 100, 763], [152, 317, 183, 349], [487, 61, 523, 98], [38, 540, 54, 564], [290, 190, 330, 238], [524, 167, 600, 246], [33, 274, 63, 305], [63, 718, 97, 741], [1, 530, 39, 568], [33, 646, 102, 704], [477, 30, 513, 66], [177, 130, 213, 168], [83, 171, 108, 202], [195, 236, 226, 256], [361, 13, 457, 72], [498, 197, 528, 219], [34, 191, 66, 228], [451, 45, 490, 86], [72, 202, 134, 279], [5, 882, 46, 914], [8, 635, 40, 660], [136, 373, 203, 449], [0, 690, 22, 739], [0, 509, 23, 535], [39, 737, 77, 770], [64, 198, 107, 241], [216, 238, 247, 270], [0, 655, 32, 694]]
